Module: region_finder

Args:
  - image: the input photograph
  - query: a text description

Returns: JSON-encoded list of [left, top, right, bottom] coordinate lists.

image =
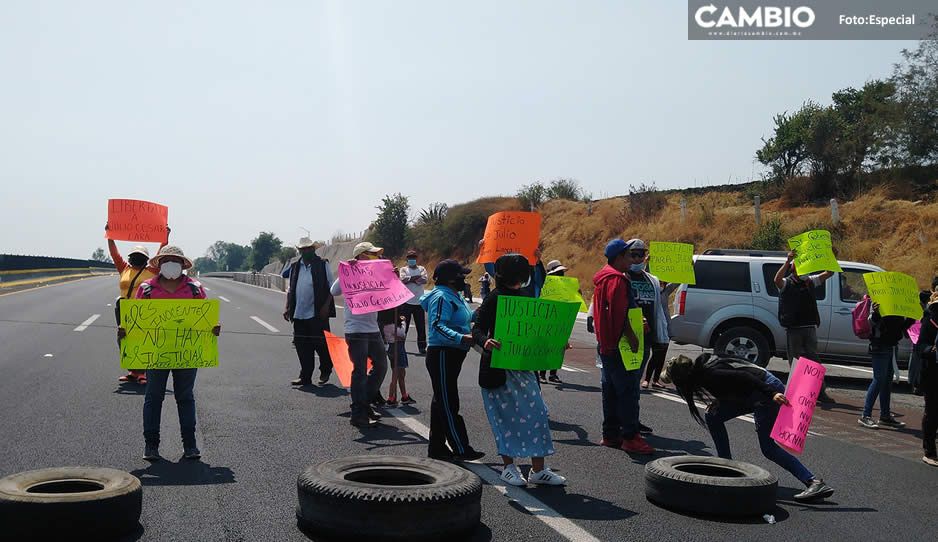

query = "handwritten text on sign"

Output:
[[771, 357, 825, 455], [338, 259, 414, 315], [120, 299, 219, 369], [649, 242, 696, 285], [863, 271, 921, 320], [618, 308, 645, 370], [106, 199, 169, 244], [476, 212, 542, 265], [539, 276, 588, 312], [490, 296, 579, 371], [787, 230, 842, 274]]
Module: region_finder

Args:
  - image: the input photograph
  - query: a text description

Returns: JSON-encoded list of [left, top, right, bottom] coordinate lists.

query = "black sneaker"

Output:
[[401, 395, 416, 405], [878, 416, 906, 429], [639, 423, 653, 435], [350, 416, 377, 428], [316, 375, 330, 387], [183, 446, 201, 460], [368, 408, 383, 421], [429, 450, 455, 461], [385, 397, 399, 407], [371, 396, 387, 407], [143, 444, 161, 461], [453, 449, 485, 462], [817, 390, 835, 403], [858, 416, 879, 429], [793, 479, 834, 502], [548, 374, 562, 383]]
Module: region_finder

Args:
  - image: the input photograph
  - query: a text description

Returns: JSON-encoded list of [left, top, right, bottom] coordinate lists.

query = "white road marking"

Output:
[[391, 415, 601, 542], [203, 287, 211, 291], [73, 314, 100, 332], [250, 316, 279, 333], [43, 354, 54, 358], [218, 296, 231, 303], [559, 366, 590, 373], [827, 364, 873, 375]]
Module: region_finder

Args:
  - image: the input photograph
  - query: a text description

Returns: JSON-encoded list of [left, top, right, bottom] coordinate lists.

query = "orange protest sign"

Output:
[[324, 331, 372, 388], [476, 212, 542, 265], [106, 199, 169, 243]]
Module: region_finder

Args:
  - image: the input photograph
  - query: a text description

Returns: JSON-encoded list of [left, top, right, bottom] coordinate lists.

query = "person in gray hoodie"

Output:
[[419, 260, 485, 461]]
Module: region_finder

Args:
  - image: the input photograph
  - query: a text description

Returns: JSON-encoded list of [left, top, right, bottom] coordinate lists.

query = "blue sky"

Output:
[[0, 1, 916, 259]]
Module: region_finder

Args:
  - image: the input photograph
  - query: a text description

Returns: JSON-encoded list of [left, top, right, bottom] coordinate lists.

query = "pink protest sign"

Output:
[[337, 259, 415, 315], [771, 357, 826, 455], [907, 321, 921, 345]]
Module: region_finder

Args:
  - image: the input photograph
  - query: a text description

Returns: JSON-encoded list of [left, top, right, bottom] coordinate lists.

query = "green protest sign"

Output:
[[540, 275, 588, 312], [649, 242, 696, 285], [862, 272, 921, 320], [618, 308, 645, 370], [120, 299, 220, 369], [787, 230, 842, 274], [490, 296, 580, 371]]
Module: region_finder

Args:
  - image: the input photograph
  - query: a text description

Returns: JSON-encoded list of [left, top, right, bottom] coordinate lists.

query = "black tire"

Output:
[[297, 455, 482, 542], [645, 456, 777, 517], [714, 326, 771, 367], [0, 467, 142, 541]]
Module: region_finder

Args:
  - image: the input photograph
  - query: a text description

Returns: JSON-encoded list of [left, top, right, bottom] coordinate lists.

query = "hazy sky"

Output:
[[0, 1, 916, 260]]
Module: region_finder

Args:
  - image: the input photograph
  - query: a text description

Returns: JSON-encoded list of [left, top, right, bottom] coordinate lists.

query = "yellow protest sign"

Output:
[[618, 308, 645, 370], [539, 276, 588, 312], [787, 230, 842, 274], [649, 242, 696, 285], [120, 299, 220, 369], [862, 272, 921, 320]]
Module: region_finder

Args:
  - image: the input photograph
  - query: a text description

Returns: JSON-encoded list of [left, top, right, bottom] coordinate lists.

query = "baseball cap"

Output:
[[352, 242, 383, 258], [433, 259, 471, 282]]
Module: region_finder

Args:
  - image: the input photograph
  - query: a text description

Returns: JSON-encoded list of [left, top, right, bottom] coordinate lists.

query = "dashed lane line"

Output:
[[218, 296, 231, 303], [250, 316, 280, 333], [73, 314, 101, 332]]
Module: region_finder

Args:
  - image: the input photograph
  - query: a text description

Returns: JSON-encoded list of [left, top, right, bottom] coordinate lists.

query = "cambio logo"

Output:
[[695, 4, 816, 29]]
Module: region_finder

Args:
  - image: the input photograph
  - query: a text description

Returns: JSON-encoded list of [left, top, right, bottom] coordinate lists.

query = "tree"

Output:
[[91, 247, 111, 263], [250, 232, 283, 271], [225, 244, 250, 271], [192, 256, 218, 273], [516, 182, 547, 210], [546, 178, 582, 201], [756, 102, 819, 182], [277, 246, 298, 264], [371, 193, 410, 258], [890, 18, 938, 166]]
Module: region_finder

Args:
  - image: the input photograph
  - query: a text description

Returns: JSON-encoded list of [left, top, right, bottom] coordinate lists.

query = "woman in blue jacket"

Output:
[[420, 260, 485, 462]]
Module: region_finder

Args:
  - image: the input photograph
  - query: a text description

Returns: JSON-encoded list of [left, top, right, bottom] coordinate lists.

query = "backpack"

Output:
[[140, 280, 202, 299], [852, 294, 872, 339]]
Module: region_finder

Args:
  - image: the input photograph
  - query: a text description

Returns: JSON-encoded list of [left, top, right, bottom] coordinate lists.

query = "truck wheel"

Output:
[[714, 326, 771, 367], [645, 456, 778, 517]]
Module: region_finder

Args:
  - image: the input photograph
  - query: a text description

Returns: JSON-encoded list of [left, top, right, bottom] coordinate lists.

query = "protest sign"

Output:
[[649, 242, 696, 285], [618, 308, 645, 370], [338, 259, 414, 315], [908, 321, 921, 345], [863, 271, 921, 320], [476, 212, 542, 265], [490, 296, 579, 371], [120, 299, 219, 369], [787, 230, 842, 274], [106, 199, 169, 244], [324, 331, 372, 388], [771, 357, 825, 455], [539, 276, 588, 312]]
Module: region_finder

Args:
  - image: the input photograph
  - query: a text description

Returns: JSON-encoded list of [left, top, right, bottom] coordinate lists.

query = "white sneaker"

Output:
[[529, 467, 567, 486], [500, 464, 527, 487]]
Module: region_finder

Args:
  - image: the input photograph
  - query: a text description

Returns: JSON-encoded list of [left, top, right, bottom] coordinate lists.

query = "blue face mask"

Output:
[[630, 263, 646, 273], [407, 259, 417, 267]]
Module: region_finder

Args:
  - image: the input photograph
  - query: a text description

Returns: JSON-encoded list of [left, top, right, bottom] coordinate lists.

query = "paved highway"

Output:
[[1, 276, 936, 541]]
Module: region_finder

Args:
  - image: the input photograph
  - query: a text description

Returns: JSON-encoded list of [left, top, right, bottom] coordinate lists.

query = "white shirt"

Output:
[[399, 265, 428, 305]]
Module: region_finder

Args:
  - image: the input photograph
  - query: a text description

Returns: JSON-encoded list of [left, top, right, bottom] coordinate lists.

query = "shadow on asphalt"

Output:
[[129, 460, 236, 486], [297, 520, 493, 541], [352, 422, 427, 451], [549, 419, 598, 447], [115, 524, 145, 542], [293, 384, 348, 399], [547, 381, 602, 393], [113, 382, 171, 396], [776, 487, 878, 513], [650, 502, 792, 524], [520, 488, 637, 521], [626, 436, 712, 465]]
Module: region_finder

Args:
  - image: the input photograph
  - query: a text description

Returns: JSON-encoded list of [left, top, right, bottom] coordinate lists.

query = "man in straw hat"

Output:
[[283, 237, 336, 387]]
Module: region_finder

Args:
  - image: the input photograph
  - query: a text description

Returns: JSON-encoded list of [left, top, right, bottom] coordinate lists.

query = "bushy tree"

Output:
[[517, 182, 547, 210], [546, 179, 582, 201], [250, 232, 283, 271], [371, 193, 410, 258], [91, 247, 111, 263]]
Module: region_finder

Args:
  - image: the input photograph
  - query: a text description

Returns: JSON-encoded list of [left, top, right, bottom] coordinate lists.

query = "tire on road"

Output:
[[297, 455, 482, 541], [714, 326, 771, 367], [645, 456, 778, 517], [0, 467, 142, 541]]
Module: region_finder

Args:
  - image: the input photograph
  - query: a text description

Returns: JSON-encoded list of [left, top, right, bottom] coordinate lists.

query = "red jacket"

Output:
[[593, 264, 634, 354]]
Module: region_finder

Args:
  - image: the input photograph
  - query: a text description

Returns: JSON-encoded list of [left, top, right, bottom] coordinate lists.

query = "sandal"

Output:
[[651, 381, 666, 390], [137, 376, 147, 385], [118, 373, 136, 383], [641, 380, 650, 389]]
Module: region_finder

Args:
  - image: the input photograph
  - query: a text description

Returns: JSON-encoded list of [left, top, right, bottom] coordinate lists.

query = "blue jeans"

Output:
[[599, 345, 649, 440], [143, 369, 198, 446], [346, 333, 388, 418], [705, 372, 814, 484], [864, 345, 896, 418]]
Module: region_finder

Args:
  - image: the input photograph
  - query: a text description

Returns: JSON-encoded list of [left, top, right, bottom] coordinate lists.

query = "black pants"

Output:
[[644, 343, 669, 383], [401, 304, 427, 352], [426, 346, 471, 456], [293, 318, 332, 382], [922, 355, 938, 457]]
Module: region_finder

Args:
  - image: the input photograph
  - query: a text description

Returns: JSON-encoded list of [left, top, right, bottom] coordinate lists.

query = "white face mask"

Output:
[[160, 261, 183, 280]]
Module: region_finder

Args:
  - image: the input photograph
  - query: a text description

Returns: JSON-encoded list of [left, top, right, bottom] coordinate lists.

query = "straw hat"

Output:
[[296, 237, 321, 249], [149, 245, 193, 270], [545, 259, 567, 275]]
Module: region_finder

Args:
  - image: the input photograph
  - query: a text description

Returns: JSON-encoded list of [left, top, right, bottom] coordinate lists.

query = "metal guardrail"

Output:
[[0, 267, 114, 288], [231, 272, 287, 292]]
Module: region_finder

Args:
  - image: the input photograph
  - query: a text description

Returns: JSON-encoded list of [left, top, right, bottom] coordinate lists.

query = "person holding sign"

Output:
[[472, 254, 566, 487], [329, 242, 390, 429], [420, 260, 485, 462], [774, 250, 834, 401], [107, 223, 169, 385], [537, 259, 570, 384], [117, 246, 220, 461], [858, 301, 915, 430], [592, 239, 650, 455], [660, 354, 835, 503], [919, 286, 938, 466]]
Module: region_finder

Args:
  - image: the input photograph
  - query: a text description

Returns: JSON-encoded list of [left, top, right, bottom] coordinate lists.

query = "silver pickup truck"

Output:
[[668, 249, 913, 367]]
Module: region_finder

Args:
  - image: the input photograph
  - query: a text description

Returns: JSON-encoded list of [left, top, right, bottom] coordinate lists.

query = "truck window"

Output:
[[761, 263, 825, 300], [839, 269, 868, 303], [688, 260, 751, 292]]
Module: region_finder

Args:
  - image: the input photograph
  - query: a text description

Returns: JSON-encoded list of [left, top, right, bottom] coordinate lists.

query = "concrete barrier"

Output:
[[232, 272, 287, 292], [0, 268, 113, 289]]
